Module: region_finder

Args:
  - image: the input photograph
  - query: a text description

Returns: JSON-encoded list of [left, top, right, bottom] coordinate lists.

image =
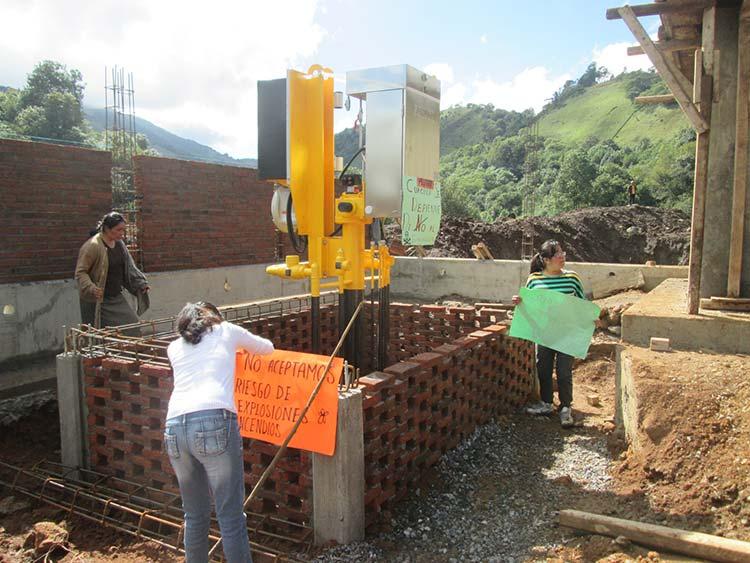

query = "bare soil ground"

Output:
[[2, 292, 749, 562], [389, 205, 690, 265]]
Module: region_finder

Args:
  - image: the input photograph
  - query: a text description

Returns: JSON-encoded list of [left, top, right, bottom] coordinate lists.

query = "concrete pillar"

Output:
[[312, 388, 365, 545], [701, 4, 741, 297], [56, 352, 88, 469]]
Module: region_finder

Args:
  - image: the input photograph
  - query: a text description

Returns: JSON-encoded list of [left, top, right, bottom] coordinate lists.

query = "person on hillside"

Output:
[[165, 302, 274, 563], [512, 240, 588, 428], [627, 179, 637, 205], [75, 211, 149, 328]]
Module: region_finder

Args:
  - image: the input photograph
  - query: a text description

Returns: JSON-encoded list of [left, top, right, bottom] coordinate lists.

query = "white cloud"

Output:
[[593, 42, 654, 76], [0, 0, 325, 158], [424, 63, 454, 85], [469, 67, 571, 113], [480, 34, 488, 44], [421, 63, 569, 112]]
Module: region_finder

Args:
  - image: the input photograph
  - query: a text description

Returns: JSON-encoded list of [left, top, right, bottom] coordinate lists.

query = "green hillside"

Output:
[[84, 107, 257, 168], [536, 78, 687, 146]]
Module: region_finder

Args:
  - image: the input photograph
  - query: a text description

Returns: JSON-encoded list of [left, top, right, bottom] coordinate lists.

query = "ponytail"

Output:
[[529, 253, 544, 274], [176, 302, 223, 345]]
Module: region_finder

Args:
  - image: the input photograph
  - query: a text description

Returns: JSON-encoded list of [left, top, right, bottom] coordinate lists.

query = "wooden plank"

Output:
[[703, 6, 716, 76], [634, 94, 675, 104], [618, 6, 709, 133], [687, 6, 714, 315], [475, 242, 494, 260], [693, 48, 703, 104], [607, 1, 712, 20], [560, 509, 750, 562], [688, 130, 711, 314], [627, 38, 701, 56], [727, 10, 750, 297], [702, 297, 750, 312]]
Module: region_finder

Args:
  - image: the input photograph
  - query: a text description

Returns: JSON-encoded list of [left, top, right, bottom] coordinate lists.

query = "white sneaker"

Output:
[[560, 407, 574, 428], [526, 401, 554, 415]]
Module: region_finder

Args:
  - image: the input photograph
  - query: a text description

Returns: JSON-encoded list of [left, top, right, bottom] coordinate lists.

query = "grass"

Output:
[[536, 80, 688, 146]]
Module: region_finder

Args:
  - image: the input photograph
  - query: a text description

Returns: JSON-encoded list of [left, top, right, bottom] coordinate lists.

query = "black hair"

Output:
[[530, 239, 562, 274], [176, 302, 224, 345], [91, 211, 126, 237]]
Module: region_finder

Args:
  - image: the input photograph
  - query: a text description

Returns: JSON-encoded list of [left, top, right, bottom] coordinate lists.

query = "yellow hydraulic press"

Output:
[[257, 64, 440, 370]]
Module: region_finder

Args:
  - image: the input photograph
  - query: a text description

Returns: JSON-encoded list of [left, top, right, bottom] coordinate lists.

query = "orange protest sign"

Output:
[[234, 349, 343, 456]]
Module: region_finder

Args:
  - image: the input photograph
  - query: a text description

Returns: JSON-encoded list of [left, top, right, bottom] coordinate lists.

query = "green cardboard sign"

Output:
[[509, 287, 600, 358], [401, 176, 441, 246]]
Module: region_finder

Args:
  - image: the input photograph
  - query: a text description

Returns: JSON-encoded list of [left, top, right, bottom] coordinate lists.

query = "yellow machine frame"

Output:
[[265, 65, 394, 303]]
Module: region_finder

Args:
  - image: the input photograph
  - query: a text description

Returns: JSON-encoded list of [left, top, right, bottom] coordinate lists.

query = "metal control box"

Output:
[[346, 65, 441, 218]]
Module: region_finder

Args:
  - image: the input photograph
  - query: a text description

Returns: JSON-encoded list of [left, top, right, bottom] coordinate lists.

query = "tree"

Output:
[[20, 60, 84, 108], [4, 60, 88, 142]]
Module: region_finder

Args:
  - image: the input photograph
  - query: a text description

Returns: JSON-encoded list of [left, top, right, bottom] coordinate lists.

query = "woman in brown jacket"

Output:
[[75, 212, 150, 328]]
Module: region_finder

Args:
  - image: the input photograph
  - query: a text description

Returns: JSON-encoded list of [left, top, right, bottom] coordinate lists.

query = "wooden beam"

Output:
[[687, 8, 714, 315], [693, 48, 703, 104], [607, 1, 713, 20], [627, 38, 701, 56], [701, 297, 750, 311], [635, 94, 676, 104], [560, 509, 750, 562], [727, 8, 750, 297], [618, 6, 709, 133]]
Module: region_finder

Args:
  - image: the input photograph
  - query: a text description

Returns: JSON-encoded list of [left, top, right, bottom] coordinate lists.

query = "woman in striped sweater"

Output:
[[511, 239, 586, 428]]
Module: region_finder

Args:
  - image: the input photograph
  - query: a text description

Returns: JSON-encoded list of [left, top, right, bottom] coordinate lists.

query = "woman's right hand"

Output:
[[93, 287, 104, 300], [511, 295, 521, 305]]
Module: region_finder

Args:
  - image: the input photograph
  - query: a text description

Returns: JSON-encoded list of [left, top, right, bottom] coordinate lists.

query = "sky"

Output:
[[0, 0, 660, 159]]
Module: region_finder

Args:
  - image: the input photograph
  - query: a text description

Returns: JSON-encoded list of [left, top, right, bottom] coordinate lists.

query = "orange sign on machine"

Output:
[[234, 349, 343, 456]]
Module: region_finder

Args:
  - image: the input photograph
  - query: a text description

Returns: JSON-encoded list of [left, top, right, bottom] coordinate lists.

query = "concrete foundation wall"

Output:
[[0, 264, 307, 365], [622, 278, 750, 354], [2, 256, 687, 365], [391, 257, 687, 302]]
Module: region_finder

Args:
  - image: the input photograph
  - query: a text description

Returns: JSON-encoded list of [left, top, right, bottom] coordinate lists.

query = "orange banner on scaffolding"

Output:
[[234, 349, 343, 456]]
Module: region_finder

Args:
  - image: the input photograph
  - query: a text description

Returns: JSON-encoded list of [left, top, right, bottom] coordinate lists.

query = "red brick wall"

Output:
[[359, 326, 534, 528], [83, 302, 534, 531], [0, 139, 112, 283], [134, 156, 289, 272]]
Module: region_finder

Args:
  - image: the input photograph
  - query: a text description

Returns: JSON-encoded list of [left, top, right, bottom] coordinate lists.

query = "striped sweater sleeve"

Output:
[[525, 270, 585, 299]]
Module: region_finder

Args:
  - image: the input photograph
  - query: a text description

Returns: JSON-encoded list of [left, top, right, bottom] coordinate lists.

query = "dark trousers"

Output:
[[628, 193, 636, 205], [536, 345, 574, 408]]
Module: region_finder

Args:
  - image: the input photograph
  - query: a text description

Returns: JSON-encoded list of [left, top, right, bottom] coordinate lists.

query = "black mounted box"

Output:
[[257, 78, 287, 181]]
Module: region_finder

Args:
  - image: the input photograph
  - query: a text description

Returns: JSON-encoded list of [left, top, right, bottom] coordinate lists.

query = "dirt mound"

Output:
[[611, 348, 750, 539], [389, 205, 690, 265]]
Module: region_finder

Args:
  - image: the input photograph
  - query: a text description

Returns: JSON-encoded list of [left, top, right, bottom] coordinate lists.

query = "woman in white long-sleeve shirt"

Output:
[[165, 302, 274, 563]]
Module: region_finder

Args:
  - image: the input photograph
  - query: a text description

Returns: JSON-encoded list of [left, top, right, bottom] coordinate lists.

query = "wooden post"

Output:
[[560, 509, 750, 563], [727, 7, 750, 297], [688, 48, 713, 314]]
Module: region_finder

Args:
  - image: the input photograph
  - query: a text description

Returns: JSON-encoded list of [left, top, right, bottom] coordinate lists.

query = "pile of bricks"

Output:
[[357, 325, 534, 527], [83, 301, 533, 531]]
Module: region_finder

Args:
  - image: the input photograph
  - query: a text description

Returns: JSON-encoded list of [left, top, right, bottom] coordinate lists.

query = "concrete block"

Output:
[[56, 352, 88, 469], [312, 388, 365, 545], [649, 337, 671, 352]]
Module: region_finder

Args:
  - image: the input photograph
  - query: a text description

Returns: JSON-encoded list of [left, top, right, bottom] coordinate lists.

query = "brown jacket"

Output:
[[75, 233, 150, 314]]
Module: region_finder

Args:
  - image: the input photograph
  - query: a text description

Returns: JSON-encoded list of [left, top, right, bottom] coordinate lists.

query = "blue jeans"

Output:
[[164, 409, 252, 563]]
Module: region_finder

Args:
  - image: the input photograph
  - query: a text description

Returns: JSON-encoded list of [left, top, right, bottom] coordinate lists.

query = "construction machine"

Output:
[[257, 64, 441, 371]]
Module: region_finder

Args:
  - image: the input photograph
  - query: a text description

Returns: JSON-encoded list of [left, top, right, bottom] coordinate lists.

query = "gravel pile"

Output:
[[313, 416, 613, 562]]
